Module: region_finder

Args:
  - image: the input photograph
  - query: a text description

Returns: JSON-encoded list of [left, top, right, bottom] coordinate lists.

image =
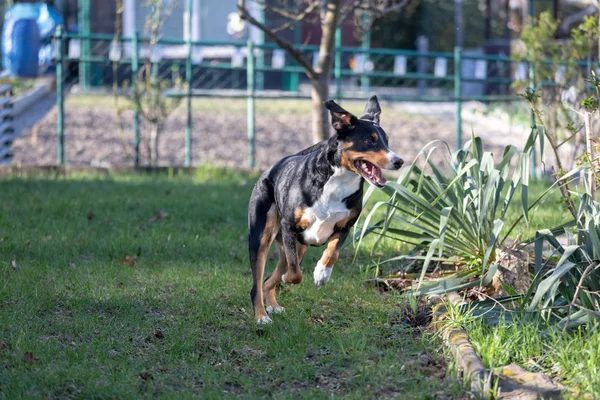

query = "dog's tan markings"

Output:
[[252, 206, 280, 322], [340, 142, 360, 173], [362, 150, 390, 168], [314, 232, 345, 286], [282, 242, 306, 285], [264, 243, 306, 314], [294, 207, 310, 230], [283, 254, 303, 284], [320, 234, 342, 268], [334, 208, 359, 230], [332, 112, 352, 127], [370, 133, 378, 141], [264, 244, 286, 313]]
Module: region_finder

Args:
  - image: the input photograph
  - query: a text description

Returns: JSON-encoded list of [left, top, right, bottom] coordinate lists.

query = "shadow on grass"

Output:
[[0, 172, 464, 398]]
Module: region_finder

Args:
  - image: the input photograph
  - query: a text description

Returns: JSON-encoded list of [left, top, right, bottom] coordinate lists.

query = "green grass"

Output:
[[0, 77, 36, 97], [457, 314, 600, 398], [357, 172, 600, 396], [0, 168, 466, 399]]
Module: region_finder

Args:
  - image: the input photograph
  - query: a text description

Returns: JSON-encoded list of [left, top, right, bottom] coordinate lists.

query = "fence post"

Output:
[[416, 36, 429, 96], [78, 0, 91, 90], [361, 12, 371, 95], [132, 31, 140, 167], [185, 0, 193, 167], [334, 28, 342, 101], [56, 26, 65, 165], [454, 46, 462, 150], [528, 62, 537, 179], [247, 41, 256, 169]]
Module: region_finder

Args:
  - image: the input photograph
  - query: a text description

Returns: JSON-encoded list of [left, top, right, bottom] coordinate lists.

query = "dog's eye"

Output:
[[364, 137, 377, 145]]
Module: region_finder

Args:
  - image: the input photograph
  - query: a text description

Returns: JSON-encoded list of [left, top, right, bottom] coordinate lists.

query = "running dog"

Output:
[[248, 95, 403, 324]]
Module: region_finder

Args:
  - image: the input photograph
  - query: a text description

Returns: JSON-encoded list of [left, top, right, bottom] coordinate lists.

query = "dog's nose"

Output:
[[392, 157, 404, 170]]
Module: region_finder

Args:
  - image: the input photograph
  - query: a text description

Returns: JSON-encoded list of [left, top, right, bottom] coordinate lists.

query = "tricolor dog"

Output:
[[248, 95, 403, 324]]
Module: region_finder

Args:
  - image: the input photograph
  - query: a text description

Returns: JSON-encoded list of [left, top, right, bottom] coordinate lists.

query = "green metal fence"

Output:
[[53, 29, 528, 168]]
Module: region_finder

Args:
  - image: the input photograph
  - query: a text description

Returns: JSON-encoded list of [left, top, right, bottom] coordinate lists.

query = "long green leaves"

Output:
[[354, 135, 532, 293], [520, 192, 600, 329]]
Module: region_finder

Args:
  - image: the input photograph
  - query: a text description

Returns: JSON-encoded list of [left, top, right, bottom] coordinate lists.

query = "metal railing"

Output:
[[0, 80, 14, 163], [53, 29, 527, 168]]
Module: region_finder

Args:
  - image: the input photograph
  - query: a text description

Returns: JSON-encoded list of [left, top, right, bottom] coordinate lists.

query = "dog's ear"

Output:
[[326, 133, 340, 165], [360, 95, 381, 124], [324, 100, 357, 131]]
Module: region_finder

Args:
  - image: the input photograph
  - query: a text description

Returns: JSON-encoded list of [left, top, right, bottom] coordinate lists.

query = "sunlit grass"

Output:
[[0, 167, 465, 398]]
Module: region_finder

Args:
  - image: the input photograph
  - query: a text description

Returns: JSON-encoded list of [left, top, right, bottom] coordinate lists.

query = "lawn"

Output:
[[0, 168, 466, 399]]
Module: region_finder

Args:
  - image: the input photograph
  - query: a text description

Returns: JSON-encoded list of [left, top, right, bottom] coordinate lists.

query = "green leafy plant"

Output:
[[514, 11, 599, 217], [353, 134, 549, 295], [522, 192, 600, 330]]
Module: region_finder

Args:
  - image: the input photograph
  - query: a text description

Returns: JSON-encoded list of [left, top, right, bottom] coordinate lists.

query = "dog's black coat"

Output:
[[247, 95, 403, 323]]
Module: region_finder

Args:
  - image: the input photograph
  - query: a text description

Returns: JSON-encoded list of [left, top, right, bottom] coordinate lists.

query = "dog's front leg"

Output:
[[314, 229, 349, 287], [281, 226, 304, 284]]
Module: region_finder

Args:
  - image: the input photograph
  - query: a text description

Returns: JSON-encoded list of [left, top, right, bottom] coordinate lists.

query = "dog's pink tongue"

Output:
[[368, 164, 386, 186]]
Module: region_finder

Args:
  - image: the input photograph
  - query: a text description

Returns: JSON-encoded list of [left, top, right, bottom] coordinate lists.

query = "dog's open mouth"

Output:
[[355, 160, 387, 188]]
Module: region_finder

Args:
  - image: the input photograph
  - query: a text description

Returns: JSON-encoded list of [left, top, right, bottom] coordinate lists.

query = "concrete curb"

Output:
[[432, 294, 568, 399], [442, 326, 492, 396], [432, 301, 492, 398], [11, 77, 54, 118]]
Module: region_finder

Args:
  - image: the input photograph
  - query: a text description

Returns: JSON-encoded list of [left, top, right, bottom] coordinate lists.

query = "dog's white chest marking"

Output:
[[301, 168, 361, 246]]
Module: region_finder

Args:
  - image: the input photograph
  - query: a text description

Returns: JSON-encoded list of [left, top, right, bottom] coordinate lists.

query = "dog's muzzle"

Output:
[[387, 152, 404, 170]]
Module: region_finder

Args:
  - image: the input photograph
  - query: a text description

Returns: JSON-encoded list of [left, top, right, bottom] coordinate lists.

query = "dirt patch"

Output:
[[9, 101, 513, 170]]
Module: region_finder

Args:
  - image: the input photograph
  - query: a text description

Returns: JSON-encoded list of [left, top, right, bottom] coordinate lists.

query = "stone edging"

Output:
[[432, 301, 491, 398], [432, 294, 568, 399], [11, 77, 55, 118]]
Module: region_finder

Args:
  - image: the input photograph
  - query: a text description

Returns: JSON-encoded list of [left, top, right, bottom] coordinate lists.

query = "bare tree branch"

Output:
[[339, 0, 410, 28], [237, 0, 319, 81], [255, 0, 319, 22]]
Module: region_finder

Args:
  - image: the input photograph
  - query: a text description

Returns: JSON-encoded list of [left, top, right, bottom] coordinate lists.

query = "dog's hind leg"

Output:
[[264, 242, 286, 314], [248, 181, 279, 324], [264, 240, 307, 313]]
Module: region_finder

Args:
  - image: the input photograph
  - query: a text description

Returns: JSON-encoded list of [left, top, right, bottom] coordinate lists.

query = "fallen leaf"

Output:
[[119, 256, 137, 266], [149, 209, 169, 222], [153, 329, 164, 340], [139, 371, 153, 381], [24, 351, 38, 363]]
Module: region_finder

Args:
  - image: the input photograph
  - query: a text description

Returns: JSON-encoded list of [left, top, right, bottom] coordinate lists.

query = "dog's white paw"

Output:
[[314, 261, 332, 287], [266, 306, 285, 314], [256, 315, 273, 325]]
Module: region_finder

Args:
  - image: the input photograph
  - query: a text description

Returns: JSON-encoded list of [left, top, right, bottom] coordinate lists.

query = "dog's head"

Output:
[[324, 95, 403, 188]]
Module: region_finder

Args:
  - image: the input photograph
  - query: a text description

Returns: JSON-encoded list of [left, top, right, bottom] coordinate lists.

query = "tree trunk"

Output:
[[149, 121, 160, 166], [311, 78, 330, 144], [310, 0, 341, 143]]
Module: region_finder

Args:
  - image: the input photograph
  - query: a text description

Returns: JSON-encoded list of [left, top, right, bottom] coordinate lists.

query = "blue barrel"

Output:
[[2, 18, 41, 77]]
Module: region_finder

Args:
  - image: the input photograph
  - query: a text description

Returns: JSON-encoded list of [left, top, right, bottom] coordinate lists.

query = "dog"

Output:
[[248, 95, 403, 324]]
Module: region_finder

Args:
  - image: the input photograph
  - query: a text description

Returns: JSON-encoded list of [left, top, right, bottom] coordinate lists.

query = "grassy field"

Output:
[[0, 168, 465, 399]]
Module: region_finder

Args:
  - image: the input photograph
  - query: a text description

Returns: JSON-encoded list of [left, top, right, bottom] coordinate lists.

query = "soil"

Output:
[[9, 96, 524, 170]]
